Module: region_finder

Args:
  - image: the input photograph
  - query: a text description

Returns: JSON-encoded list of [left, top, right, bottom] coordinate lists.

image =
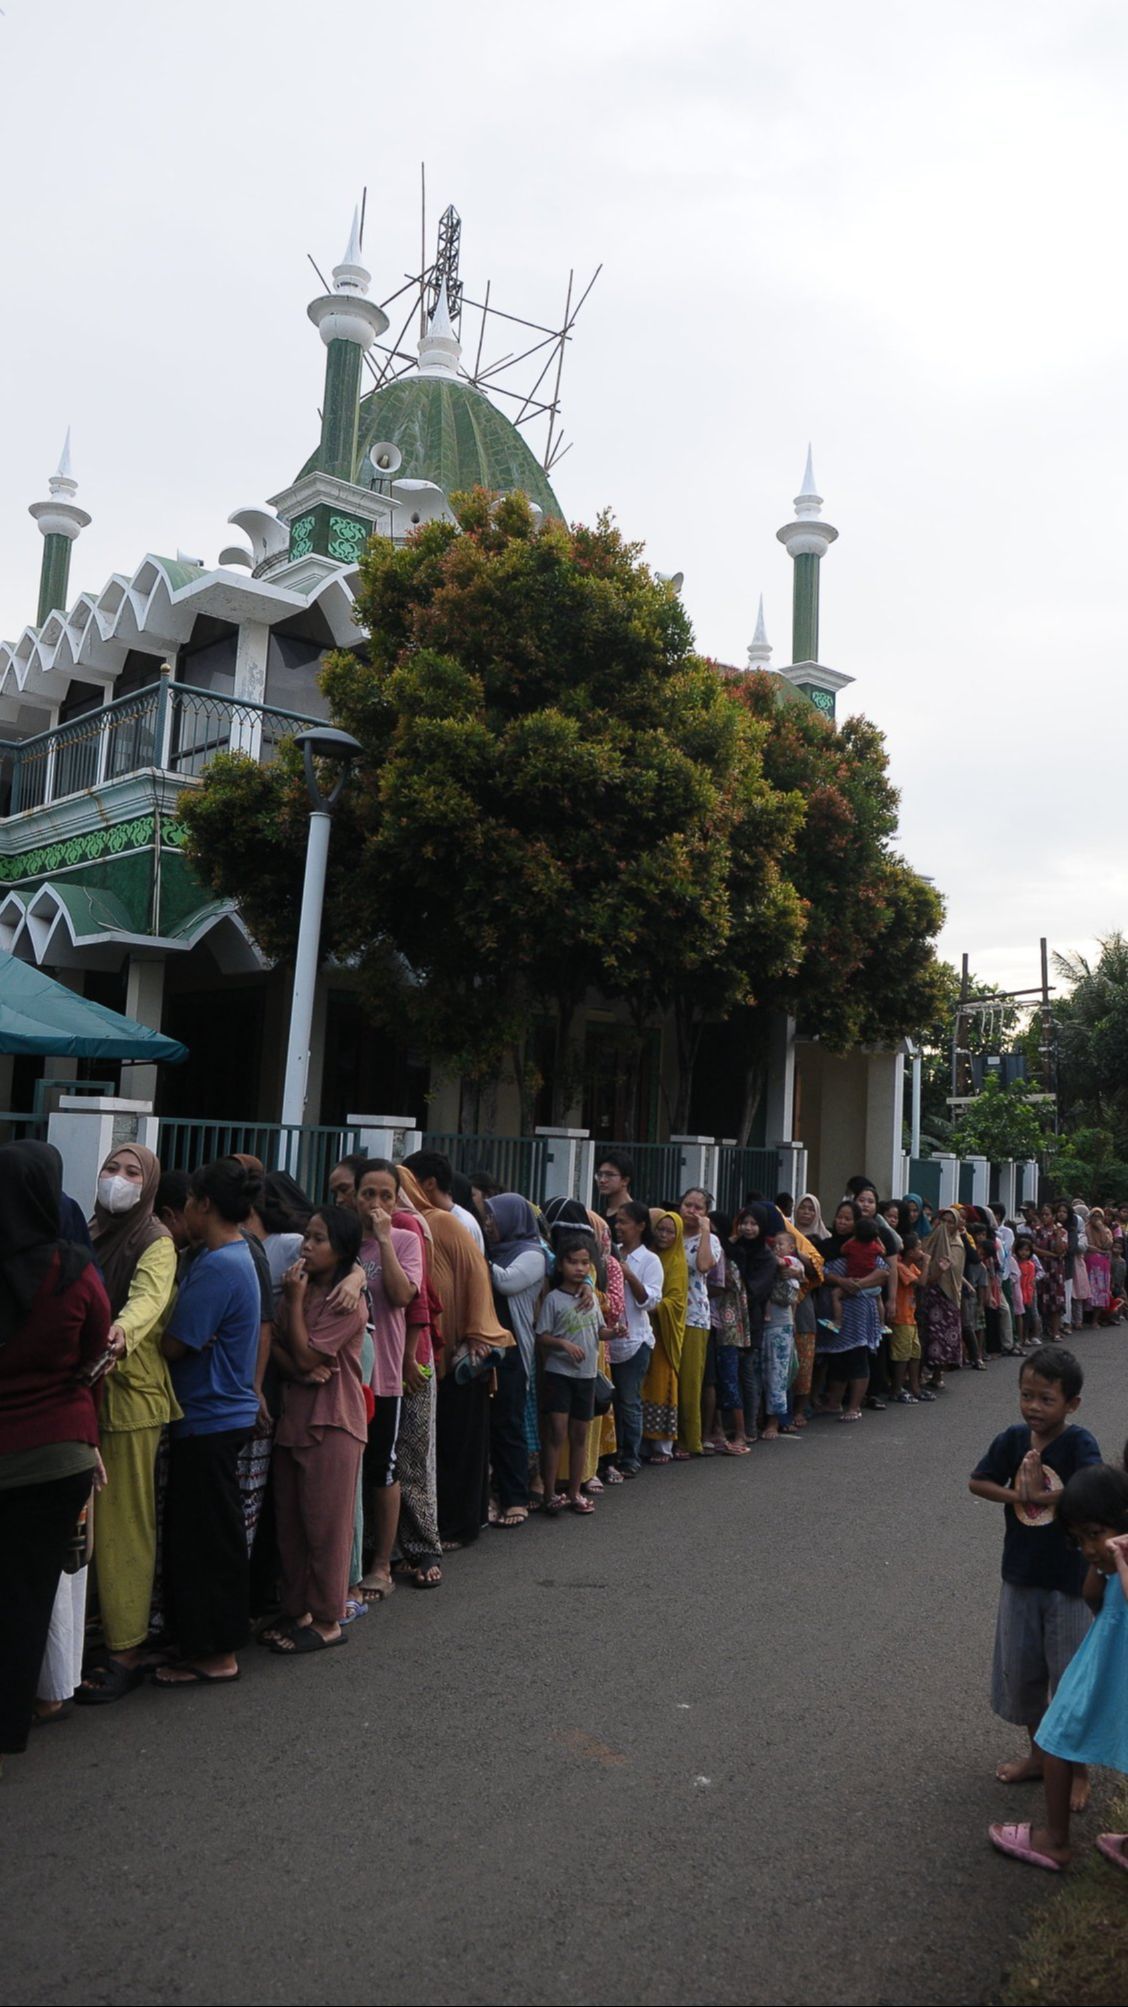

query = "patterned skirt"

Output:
[[642, 1344, 678, 1442]]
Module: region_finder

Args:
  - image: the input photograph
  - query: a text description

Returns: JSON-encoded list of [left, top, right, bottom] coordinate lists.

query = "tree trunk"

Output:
[[738, 1062, 766, 1148], [671, 997, 705, 1133], [549, 997, 578, 1126]]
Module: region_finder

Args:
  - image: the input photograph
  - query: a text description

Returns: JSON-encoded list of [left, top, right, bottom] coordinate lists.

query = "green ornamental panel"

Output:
[[287, 504, 371, 563], [801, 684, 836, 719]]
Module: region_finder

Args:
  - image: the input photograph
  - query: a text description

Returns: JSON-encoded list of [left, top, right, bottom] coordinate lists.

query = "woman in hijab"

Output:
[[0, 1140, 109, 1767], [1085, 1207, 1113, 1323], [485, 1194, 548, 1529], [76, 1143, 178, 1705], [641, 1211, 688, 1463], [396, 1163, 513, 1552], [729, 1202, 786, 1439], [791, 1194, 827, 1427], [920, 1208, 964, 1390]]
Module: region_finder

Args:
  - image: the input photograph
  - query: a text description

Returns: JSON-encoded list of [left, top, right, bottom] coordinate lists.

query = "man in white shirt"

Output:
[[607, 1201, 663, 1475]]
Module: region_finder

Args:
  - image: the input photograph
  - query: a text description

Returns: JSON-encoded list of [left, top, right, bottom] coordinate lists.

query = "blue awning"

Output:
[[0, 952, 187, 1061]]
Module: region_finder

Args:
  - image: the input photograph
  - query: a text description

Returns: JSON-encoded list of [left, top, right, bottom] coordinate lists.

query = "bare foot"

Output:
[[996, 1755, 1044, 1784], [762, 1422, 781, 1441]]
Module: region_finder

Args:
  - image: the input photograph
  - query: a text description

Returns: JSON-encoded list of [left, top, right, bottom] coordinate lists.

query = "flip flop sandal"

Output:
[[152, 1663, 242, 1687], [569, 1496, 596, 1514], [1097, 1834, 1128, 1873], [601, 1466, 625, 1483], [701, 1442, 716, 1455], [359, 1576, 395, 1603], [257, 1622, 299, 1648], [32, 1704, 72, 1726], [341, 1598, 369, 1624], [988, 1821, 1063, 1871], [494, 1507, 529, 1528], [270, 1626, 347, 1655], [74, 1659, 147, 1706], [409, 1566, 443, 1587], [543, 1494, 567, 1516]]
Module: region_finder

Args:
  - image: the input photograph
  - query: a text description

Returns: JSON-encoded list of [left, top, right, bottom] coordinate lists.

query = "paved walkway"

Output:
[[4, 1332, 1125, 2006]]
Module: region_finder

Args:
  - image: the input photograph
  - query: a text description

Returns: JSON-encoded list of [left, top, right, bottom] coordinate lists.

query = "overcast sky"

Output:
[[1, 1, 1124, 1001]]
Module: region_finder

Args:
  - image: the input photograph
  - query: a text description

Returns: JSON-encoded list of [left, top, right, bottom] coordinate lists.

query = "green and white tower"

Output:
[[746, 594, 773, 670], [308, 210, 388, 480], [774, 447, 852, 720], [28, 430, 90, 624]]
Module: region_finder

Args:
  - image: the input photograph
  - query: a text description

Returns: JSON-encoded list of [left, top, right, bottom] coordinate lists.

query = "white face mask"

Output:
[[98, 1174, 142, 1215]]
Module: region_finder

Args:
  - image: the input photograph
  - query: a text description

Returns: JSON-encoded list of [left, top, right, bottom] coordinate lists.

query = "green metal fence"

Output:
[[157, 1118, 362, 1202], [0, 1110, 48, 1144], [420, 1132, 550, 1204], [715, 1147, 779, 1218]]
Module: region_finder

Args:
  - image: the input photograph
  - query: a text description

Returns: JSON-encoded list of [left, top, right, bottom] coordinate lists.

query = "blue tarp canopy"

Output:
[[0, 952, 188, 1062]]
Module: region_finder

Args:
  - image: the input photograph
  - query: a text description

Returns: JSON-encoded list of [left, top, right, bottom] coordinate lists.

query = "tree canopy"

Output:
[[179, 491, 945, 1126]]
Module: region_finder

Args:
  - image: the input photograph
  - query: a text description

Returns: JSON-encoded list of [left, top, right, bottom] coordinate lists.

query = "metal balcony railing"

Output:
[[0, 678, 323, 816]]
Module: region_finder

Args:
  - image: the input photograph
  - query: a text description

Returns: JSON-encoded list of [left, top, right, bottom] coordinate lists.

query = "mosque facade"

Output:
[[0, 209, 905, 1198]]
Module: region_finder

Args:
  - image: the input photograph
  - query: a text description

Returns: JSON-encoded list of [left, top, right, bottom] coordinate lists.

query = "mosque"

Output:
[[0, 208, 905, 1201]]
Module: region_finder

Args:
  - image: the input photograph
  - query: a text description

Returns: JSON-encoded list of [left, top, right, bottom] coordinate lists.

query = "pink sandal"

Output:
[[1097, 1834, 1128, 1873], [988, 1821, 1064, 1872], [569, 1495, 595, 1514]]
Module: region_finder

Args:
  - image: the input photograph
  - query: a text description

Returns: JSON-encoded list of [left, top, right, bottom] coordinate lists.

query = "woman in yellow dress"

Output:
[[641, 1211, 688, 1464]]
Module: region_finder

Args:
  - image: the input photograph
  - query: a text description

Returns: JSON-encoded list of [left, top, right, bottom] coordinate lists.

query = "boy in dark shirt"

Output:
[[969, 1345, 1101, 1812]]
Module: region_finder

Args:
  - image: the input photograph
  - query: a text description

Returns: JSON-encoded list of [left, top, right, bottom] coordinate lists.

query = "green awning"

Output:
[[0, 952, 187, 1061]]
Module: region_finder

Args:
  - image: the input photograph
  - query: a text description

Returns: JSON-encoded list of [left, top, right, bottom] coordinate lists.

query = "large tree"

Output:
[[180, 492, 944, 1131]]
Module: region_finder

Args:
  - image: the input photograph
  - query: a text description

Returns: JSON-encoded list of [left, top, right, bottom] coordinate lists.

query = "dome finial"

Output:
[[418, 277, 462, 380], [746, 595, 773, 669]]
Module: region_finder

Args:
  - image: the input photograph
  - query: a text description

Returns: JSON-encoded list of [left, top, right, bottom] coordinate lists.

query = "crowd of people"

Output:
[[2, 1131, 1127, 1773]]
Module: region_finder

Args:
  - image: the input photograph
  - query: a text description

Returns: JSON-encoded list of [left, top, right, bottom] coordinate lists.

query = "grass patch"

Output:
[[999, 1784, 1128, 2004]]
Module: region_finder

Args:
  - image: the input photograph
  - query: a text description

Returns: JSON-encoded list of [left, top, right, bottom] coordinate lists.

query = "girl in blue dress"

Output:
[[990, 1462, 1128, 1873]]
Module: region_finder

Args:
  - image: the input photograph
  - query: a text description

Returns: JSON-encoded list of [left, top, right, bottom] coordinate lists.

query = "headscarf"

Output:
[[395, 1162, 512, 1368], [89, 1143, 170, 1320], [0, 1139, 93, 1345], [485, 1193, 542, 1269], [923, 1209, 966, 1306], [817, 1200, 860, 1262], [542, 1196, 596, 1238], [793, 1192, 829, 1241], [728, 1202, 781, 1317], [649, 1210, 688, 1373]]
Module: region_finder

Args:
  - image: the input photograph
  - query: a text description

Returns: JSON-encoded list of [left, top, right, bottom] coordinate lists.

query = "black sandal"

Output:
[[74, 1659, 147, 1706]]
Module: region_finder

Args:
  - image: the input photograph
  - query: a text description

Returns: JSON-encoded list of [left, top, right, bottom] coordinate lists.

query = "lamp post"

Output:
[[279, 727, 361, 1135]]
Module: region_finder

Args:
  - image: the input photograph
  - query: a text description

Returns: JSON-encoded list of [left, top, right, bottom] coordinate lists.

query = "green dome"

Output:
[[302, 375, 563, 520]]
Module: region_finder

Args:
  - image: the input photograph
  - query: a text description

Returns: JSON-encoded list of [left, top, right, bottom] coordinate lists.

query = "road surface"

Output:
[[5, 1332, 1125, 2006]]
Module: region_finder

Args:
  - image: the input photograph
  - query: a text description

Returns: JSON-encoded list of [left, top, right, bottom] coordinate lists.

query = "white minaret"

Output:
[[306, 208, 389, 481], [29, 429, 91, 623], [417, 278, 461, 380], [775, 444, 839, 666], [746, 595, 773, 670]]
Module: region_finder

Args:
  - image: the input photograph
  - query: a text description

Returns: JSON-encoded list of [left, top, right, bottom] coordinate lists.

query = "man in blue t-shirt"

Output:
[[969, 1344, 1101, 1810]]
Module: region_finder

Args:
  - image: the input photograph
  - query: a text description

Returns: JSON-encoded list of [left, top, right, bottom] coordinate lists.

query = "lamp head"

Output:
[[293, 726, 362, 812]]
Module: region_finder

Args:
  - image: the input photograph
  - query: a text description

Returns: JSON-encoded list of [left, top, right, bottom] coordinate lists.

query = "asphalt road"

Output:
[[5, 1331, 1127, 2007]]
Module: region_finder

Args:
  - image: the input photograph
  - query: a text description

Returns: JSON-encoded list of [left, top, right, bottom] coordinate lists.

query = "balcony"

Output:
[[0, 677, 321, 821]]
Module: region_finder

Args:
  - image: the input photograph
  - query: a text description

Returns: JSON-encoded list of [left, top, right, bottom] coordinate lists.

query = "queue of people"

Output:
[[1, 1132, 1125, 1772]]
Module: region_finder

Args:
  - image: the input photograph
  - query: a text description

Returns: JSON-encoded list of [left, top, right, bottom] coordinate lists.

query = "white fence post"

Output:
[[671, 1135, 716, 1199], [535, 1127, 589, 1203], [774, 1141, 806, 1203], [347, 1113, 423, 1163], [965, 1154, 990, 1208], [933, 1153, 960, 1208], [48, 1096, 159, 1213]]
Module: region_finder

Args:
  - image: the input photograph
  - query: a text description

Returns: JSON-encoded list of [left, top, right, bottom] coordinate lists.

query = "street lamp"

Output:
[[279, 726, 361, 1132]]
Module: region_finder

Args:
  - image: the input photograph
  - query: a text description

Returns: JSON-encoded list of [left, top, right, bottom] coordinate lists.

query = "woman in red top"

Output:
[[0, 1140, 110, 1762]]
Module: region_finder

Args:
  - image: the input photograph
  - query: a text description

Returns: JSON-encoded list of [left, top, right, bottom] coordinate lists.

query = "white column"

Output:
[[671, 1136, 718, 1201], [775, 1141, 807, 1202], [865, 1049, 906, 1200], [576, 1136, 596, 1209], [230, 620, 270, 757], [119, 957, 167, 1106], [1022, 1158, 1041, 1210], [933, 1153, 959, 1208], [966, 1155, 990, 1208], [535, 1127, 590, 1203], [280, 811, 331, 1131], [48, 1096, 159, 1212], [910, 1046, 922, 1158], [997, 1161, 1017, 1220], [763, 1014, 796, 1142], [348, 1114, 423, 1162]]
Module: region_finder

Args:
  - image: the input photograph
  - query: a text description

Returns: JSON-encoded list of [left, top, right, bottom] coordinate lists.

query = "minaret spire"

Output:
[[746, 595, 773, 670], [776, 444, 838, 666], [306, 206, 389, 481], [29, 428, 91, 624]]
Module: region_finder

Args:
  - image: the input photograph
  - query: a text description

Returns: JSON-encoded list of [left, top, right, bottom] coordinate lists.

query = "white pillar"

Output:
[[1023, 1157, 1041, 1210], [933, 1153, 959, 1208], [119, 957, 166, 1106], [865, 1049, 906, 1200], [910, 1046, 922, 1158], [280, 810, 331, 1131], [672, 1135, 719, 1202], [763, 1014, 796, 1142], [775, 1141, 807, 1202], [966, 1155, 990, 1208], [576, 1135, 596, 1211], [48, 1096, 159, 1211], [997, 1161, 1017, 1220], [535, 1127, 590, 1203], [230, 620, 270, 757], [348, 1114, 423, 1163]]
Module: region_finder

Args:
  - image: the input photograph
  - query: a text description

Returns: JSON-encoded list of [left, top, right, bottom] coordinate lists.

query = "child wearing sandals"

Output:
[[990, 1462, 1128, 1875], [969, 1345, 1101, 1809], [761, 1232, 805, 1440], [537, 1234, 602, 1516]]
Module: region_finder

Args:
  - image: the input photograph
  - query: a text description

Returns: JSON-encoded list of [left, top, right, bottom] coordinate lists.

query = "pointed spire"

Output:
[[49, 427, 78, 500], [794, 443, 823, 522], [332, 204, 371, 297], [746, 595, 773, 670], [417, 277, 462, 379]]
